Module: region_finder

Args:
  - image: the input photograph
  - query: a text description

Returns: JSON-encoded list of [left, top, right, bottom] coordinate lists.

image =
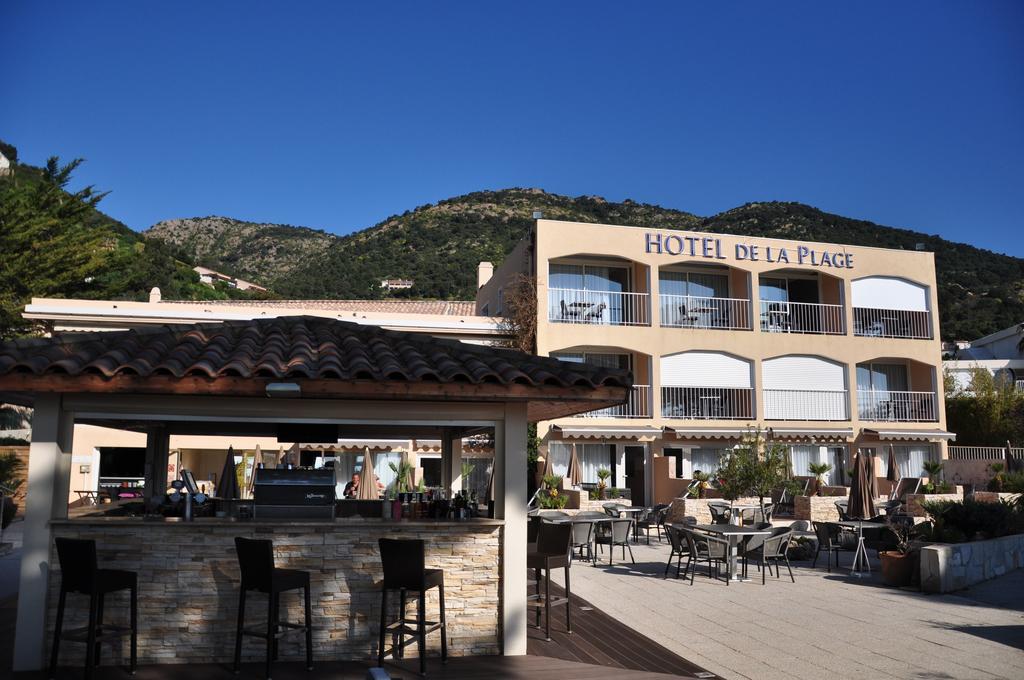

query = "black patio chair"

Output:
[[569, 520, 595, 564], [664, 525, 690, 579], [811, 521, 847, 572], [602, 502, 625, 517], [639, 503, 670, 543], [594, 518, 634, 566], [834, 500, 852, 521], [744, 528, 795, 584], [738, 522, 773, 575], [680, 529, 730, 585], [708, 502, 731, 525]]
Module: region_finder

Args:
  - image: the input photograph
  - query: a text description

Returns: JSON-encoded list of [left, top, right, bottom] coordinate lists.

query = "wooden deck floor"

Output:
[[3, 587, 711, 680], [527, 583, 710, 677]]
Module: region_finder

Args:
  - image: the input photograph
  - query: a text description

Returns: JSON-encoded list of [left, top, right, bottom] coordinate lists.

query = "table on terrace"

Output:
[[693, 523, 772, 582]]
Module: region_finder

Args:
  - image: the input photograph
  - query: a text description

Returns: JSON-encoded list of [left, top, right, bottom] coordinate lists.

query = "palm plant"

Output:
[[808, 462, 833, 496], [922, 460, 946, 493], [596, 467, 611, 498], [388, 460, 416, 494]]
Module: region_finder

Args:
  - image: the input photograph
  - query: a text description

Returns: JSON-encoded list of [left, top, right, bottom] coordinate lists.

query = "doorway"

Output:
[[624, 445, 646, 506]]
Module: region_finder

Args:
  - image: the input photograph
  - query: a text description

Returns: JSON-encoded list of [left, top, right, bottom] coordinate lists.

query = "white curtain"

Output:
[[690, 448, 724, 475], [363, 451, 402, 489], [874, 445, 933, 478], [789, 445, 817, 478], [547, 442, 572, 478], [578, 444, 612, 483]]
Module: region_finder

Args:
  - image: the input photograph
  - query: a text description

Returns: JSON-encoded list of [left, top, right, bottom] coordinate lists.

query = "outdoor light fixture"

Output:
[[265, 382, 301, 398]]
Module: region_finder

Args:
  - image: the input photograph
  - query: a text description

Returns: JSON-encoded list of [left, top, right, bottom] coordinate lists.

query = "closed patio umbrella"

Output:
[[357, 446, 379, 500], [886, 444, 902, 500], [218, 446, 239, 500], [566, 443, 583, 488], [847, 450, 877, 576], [1007, 440, 1016, 475], [541, 448, 554, 480]]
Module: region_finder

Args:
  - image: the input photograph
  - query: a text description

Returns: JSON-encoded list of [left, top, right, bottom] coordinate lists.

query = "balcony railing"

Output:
[[548, 288, 650, 326], [759, 301, 845, 335], [857, 389, 938, 422], [763, 389, 849, 421], [574, 385, 652, 418], [853, 307, 931, 339], [659, 295, 753, 330], [661, 386, 754, 420]]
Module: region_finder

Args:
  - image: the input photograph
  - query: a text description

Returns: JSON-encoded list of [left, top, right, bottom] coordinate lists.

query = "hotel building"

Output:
[[476, 219, 954, 505]]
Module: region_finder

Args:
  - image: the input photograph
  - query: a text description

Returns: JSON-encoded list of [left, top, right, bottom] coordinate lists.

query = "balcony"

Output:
[[853, 307, 931, 339], [573, 385, 652, 418], [659, 295, 752, 330], [548, 288, 650, 326], [661, 387, 754, 420], [763, 389, 849, 421], [760, 301, 845, 335], [858, 390, 938, 422]]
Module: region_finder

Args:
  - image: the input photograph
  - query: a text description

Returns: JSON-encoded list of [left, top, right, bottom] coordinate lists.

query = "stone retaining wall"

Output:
[[48, 520, 501, 666], [663, 497, 763, 525], [972, 491, 1022, 504], [906, 487, 964, 517], [794, 495, 843, 523], [920, 533, 1024, 593]]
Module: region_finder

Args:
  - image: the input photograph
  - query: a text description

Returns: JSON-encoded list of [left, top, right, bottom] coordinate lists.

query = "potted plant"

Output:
[[596, 467, 611, 500], [922, 460, 951, 494], [987, 463, 1005, 492], [691, 471, 711, 499], [879, 520, 915, 587], [539, 474, 567, 509], [808, 462, 833, 496]]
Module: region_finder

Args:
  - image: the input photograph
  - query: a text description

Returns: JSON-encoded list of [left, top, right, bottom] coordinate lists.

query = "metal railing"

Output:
[[548, 288, 650, 326], [661, 386, 754, 420], [857, 390, 938, 422], [759, 301, 845, 335], [853, 307, 931, 339], [948, 446, 1024, 461], [763, 389, 849, 420], [1017, 379, 1024, 394], [574, 385, 652, 418], [659, 295, 752, 330]]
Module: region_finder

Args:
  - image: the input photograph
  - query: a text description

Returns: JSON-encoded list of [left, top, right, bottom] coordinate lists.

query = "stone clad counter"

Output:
[[47, 517, 503, 666]]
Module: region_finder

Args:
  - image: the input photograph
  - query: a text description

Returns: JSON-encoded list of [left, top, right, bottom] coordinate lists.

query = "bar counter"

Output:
[[47, 516, 504, 666]]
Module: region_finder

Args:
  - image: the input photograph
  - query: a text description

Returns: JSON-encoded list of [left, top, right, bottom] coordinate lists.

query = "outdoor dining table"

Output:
[[693, 523, 772, 582]]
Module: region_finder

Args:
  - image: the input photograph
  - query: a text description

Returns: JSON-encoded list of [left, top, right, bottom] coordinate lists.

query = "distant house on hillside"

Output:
[[944, 322, 1024, 392], [380, 278, 414, 290], [0, 150, 11, 176], [193, 266, 268, 293]]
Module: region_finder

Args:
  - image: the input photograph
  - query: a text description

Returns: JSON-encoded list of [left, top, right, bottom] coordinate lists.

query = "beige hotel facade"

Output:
[[477, 218, 953, 506], [20, 218, 954, 507]]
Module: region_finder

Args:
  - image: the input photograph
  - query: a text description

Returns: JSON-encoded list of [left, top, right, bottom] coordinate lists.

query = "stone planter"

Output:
[[920, 533, 1024, 593], [664, 497, 762, 526], [794, 494, 842, 523], [906, 487, 964, 517], [972, 491, 1022, 504]]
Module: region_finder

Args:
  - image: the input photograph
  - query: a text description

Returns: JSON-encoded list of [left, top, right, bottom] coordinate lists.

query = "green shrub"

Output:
[[921, 498, 1024, 542], [1001, 471, 1024, 494]]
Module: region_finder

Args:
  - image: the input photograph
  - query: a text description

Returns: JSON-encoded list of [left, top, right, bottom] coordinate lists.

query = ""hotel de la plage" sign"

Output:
[[644, 231, 854, 269]]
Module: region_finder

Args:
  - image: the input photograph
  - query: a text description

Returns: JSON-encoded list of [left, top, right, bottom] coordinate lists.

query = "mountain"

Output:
[[0, 143, 267, 339], [147, 216, 335, 284], [146, 189, 1024, 341]]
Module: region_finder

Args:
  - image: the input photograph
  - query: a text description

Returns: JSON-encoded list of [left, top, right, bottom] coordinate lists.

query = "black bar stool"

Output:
[[377, 538, 448, 676], [49, 537, 137, 680], [233, 537, 313, 680], [527, 521, 572, 641]]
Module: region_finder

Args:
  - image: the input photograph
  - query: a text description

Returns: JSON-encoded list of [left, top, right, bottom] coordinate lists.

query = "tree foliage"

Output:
[[944, 366, 1024, 446], [0, 154, 265, 340], [716, 428, 798, 505]]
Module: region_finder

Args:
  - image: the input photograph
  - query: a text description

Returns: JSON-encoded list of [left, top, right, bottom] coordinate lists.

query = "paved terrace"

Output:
[[556, 537, 1024, 680]]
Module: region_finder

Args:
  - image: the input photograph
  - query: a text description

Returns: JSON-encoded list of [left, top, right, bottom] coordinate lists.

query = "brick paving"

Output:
[[558, 537, 1024, 680]]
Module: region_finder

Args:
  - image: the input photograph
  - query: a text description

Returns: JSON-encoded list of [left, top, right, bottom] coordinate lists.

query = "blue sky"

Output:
[[2, 1, 1022, 256]]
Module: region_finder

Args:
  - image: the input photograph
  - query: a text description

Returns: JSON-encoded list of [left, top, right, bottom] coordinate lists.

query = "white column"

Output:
[[495, 403, 527, 656], [14, 395, 73, 671], [614, 444, 626, 488], [441, 428, 463, 497]]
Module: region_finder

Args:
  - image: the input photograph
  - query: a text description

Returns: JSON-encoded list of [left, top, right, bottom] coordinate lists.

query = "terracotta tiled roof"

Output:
[[166, 299, 479, 316], [0, 316, 630, 388]]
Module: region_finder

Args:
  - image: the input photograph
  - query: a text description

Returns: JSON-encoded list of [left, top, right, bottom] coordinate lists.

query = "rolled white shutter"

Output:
[[851, 277, 928, 311], [661, 352, 752, 388]]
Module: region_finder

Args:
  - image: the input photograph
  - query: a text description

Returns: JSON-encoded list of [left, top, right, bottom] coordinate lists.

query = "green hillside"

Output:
[[148, 189, 1024, 340], [0, 142, 266, 340]]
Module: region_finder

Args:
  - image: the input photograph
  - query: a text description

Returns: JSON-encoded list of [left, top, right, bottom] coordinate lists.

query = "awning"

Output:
[[662, 426, 749, 440], [768, 427, 854, 442], [551, 424, 663, 441], [862, 428, 957, 442]]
